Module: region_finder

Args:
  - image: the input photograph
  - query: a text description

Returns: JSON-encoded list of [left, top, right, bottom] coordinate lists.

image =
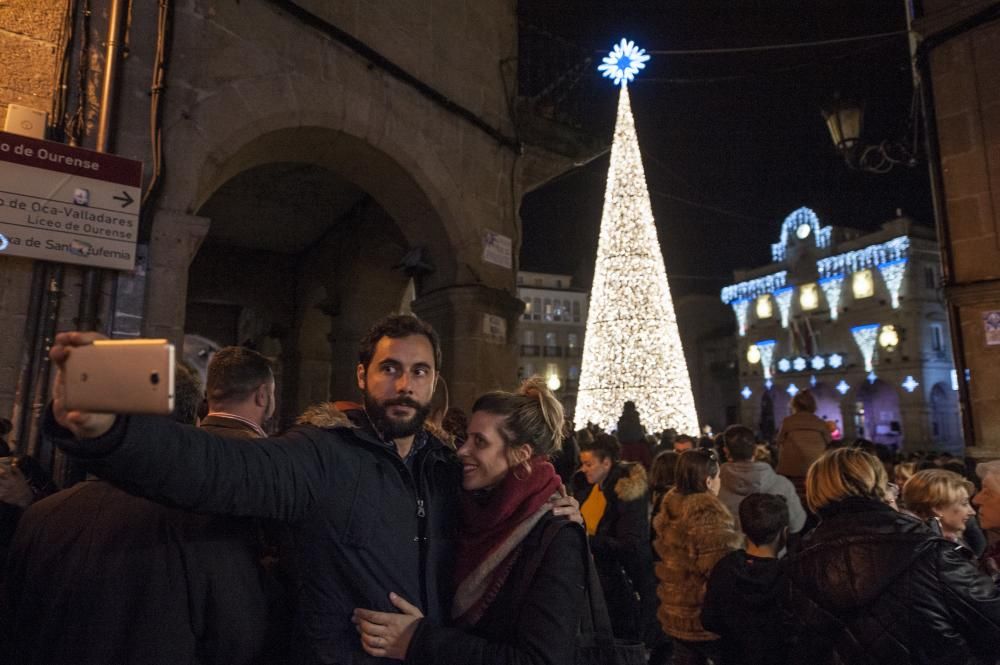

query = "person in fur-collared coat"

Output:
[[573, 433, 657, 645], [653, 449, 744, 665]]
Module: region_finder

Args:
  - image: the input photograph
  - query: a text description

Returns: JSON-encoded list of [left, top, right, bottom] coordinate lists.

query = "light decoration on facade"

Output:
[[756, 339, 777, 380], [598, 38, 650, 87], [575, 79, 699, 434], [774, 287, 794, 328], [828, 353, 844, 369], [772, 207, 832, 262], [878, 258, 908, 308], [800, 283, 819, 311], [787, 383, 800, 397], [811, 355, 826, 370], [765, 379, 774, 390], [721, 271, 788, 305], [777, 358, 791, 373], [793, 357, 807, 371], [836, 380, 850, 395], [867, 370, 878, 384], [902, 375, 920, 393], [951, 369, 959, 391], [810, 375, 818, 387], [732, 298, 750, 337], [818, 275, 845, 321], [741, 386, 753, 400], [817, 236, 910, 279], [851, 324, 881, 373]]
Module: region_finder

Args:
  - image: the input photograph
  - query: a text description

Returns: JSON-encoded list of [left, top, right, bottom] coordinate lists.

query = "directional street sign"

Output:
[[0, 130, 142, 271]]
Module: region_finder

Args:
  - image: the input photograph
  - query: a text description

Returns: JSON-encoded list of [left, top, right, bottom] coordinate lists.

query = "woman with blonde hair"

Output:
[[353, 378, 589, 664], [786, 448, 1000, 664], [902, 469, 976, 543]]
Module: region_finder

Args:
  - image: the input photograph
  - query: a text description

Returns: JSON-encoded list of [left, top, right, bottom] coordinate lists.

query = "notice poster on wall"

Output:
[[984, 310, 1000, 346], [482, 230, 512, 269]]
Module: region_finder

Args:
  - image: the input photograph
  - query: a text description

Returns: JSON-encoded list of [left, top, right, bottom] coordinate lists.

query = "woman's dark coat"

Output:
[[786, 496, 1000, 664]]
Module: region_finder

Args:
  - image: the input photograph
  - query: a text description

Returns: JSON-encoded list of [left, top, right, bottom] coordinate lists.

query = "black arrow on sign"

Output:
[[113, 190, 135, 208]]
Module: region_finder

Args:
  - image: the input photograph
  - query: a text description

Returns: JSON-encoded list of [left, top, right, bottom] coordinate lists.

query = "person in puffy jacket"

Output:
[[786, 447, 1000, 664]]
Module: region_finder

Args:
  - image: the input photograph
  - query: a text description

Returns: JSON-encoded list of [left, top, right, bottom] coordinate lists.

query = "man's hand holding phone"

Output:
[[51, 331, 118, 440]]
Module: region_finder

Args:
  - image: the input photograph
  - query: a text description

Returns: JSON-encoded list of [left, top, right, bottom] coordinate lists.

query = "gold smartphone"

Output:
[[63, 339, 175, 415]]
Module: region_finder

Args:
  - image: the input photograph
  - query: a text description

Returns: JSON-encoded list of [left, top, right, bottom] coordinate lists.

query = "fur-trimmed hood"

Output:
[[609, 461, 648, 502], [295, 400, 452, 445]]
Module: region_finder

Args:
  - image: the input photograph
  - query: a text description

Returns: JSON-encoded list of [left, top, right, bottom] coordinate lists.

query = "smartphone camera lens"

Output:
[[150, 372, 160, 385]]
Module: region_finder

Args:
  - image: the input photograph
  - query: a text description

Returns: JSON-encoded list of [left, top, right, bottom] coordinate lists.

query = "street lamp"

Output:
[[822, 97, 918, 174]]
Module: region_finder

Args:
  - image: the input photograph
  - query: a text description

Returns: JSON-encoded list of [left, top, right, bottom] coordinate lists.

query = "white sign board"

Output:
[[0, 131, 142, 271], [482, 313, 507, 344], [482, 230, 512, 269]]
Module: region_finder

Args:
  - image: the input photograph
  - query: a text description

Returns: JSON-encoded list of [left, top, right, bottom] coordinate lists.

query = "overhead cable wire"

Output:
[[594, 29, 907, 56]]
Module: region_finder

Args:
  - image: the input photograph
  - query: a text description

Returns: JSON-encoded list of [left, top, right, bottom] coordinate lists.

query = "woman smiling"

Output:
[[353, 378, 588, 665]]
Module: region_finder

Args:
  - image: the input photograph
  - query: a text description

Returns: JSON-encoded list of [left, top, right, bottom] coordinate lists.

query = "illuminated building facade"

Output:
[[724, 207, 961, 452]]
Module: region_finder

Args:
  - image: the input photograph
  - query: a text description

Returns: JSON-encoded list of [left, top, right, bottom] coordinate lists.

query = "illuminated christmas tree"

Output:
[[575, 41, 700, 434]]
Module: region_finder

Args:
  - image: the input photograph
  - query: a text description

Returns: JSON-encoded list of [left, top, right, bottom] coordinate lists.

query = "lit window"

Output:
[[852, 270, 875, 299], [799, 283, 819, 311], [756, 294, 773, 319], [523, 300, 532, 319], [544, 299, 553, 321], [568, 333, 578, 349], [545, 332, 558, 347]]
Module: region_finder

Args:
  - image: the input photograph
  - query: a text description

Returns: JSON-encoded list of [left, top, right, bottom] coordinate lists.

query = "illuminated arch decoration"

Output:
[[721, 271, 787, 305], [756, 339, 777, 380], [774, 287, 794, 328], [878, 258, 908, 308], [851, 323, 881, 373], [772, 207, 833, 262], [817, 236, 910, 279], [818, 274, 845, 321], [732, 298, 750, 337], [598, 39, 650, 87]]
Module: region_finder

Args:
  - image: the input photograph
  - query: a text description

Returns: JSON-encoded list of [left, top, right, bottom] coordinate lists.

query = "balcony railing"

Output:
[[521, 344, 540, 356], [543, 345, 563, 357]]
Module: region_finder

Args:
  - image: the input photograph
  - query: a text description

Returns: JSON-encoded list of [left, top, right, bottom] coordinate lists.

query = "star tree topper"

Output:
[[598, 38, 650, 87]]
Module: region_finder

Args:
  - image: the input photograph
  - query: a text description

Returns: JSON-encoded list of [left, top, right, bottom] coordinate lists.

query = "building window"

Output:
[[572, 301, 581, 322], [799, 283, 819, 311], [756, 294, 773, 319], [852, 269, 875, 299], [523, 330, 535, 345], [552, 301, 563, 321], [556, 279, 563, 288], [545, 331, 558, 347], [568, 333, 578, 349], [924, 266, 937, 290], [532, 297, 541, 321], [930, 323, 943, 352], [522, 299, 532, 320], [544, 299, 554, 321], [523, 362, 535, 377], [569, 365, 579, 380]]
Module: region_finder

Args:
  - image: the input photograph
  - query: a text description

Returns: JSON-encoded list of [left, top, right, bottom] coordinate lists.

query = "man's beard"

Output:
[[363, 391, 431, 440]]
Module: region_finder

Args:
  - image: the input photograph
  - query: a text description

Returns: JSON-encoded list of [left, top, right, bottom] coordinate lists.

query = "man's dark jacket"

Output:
[[4, 479, 268, 665], [785, 496, 1000, 665], [44, 402, 461, 665]]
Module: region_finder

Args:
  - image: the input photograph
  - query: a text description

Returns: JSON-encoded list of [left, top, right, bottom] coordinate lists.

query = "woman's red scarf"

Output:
[[451, 458, 561, 626]]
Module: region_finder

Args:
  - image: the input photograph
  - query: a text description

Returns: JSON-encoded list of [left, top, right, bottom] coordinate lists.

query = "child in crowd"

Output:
[[701, 493, 789, 665]]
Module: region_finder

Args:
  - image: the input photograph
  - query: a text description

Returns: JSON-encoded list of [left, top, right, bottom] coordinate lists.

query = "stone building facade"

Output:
[[724, 208, 961, 452], [914, 1, 1000, 459], [0, 1, 597, 438], [515, 271, 587, 418]]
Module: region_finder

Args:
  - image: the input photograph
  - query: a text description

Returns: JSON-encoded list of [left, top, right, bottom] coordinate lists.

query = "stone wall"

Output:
[[918, 2, 1000, 457]]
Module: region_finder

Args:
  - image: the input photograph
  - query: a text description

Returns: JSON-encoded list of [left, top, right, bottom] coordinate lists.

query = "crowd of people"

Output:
[[0, 314, 998, 664]]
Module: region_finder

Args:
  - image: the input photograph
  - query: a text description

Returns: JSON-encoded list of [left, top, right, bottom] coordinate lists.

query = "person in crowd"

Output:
[[0, 446, 57, 580], [649, 450, 679, 526], [902, 469, 977, 547], [43, 316, 579, 665], [0, 418, 11, 455], [351, 379, 587, 664], [893, 461, 918, 490], [201, 346, 276, 438], [653, 449, 743, 665], [785, 447, 1000, 664], [775, 390, 831, 501], [4, 364, 269, 665], [974, 460, 1000, 580], [702, 493, 790, 665], [550, 419, 580, 485], [717, 425, 806, 534], [616, 400, 651, 468], [673, 434, 696, 454], [653, 428, 677, 457], [574, 433, 656, 644]]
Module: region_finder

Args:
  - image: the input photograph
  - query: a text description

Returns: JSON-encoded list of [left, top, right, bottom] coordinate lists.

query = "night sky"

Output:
[[518, 1, 934, 297]]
